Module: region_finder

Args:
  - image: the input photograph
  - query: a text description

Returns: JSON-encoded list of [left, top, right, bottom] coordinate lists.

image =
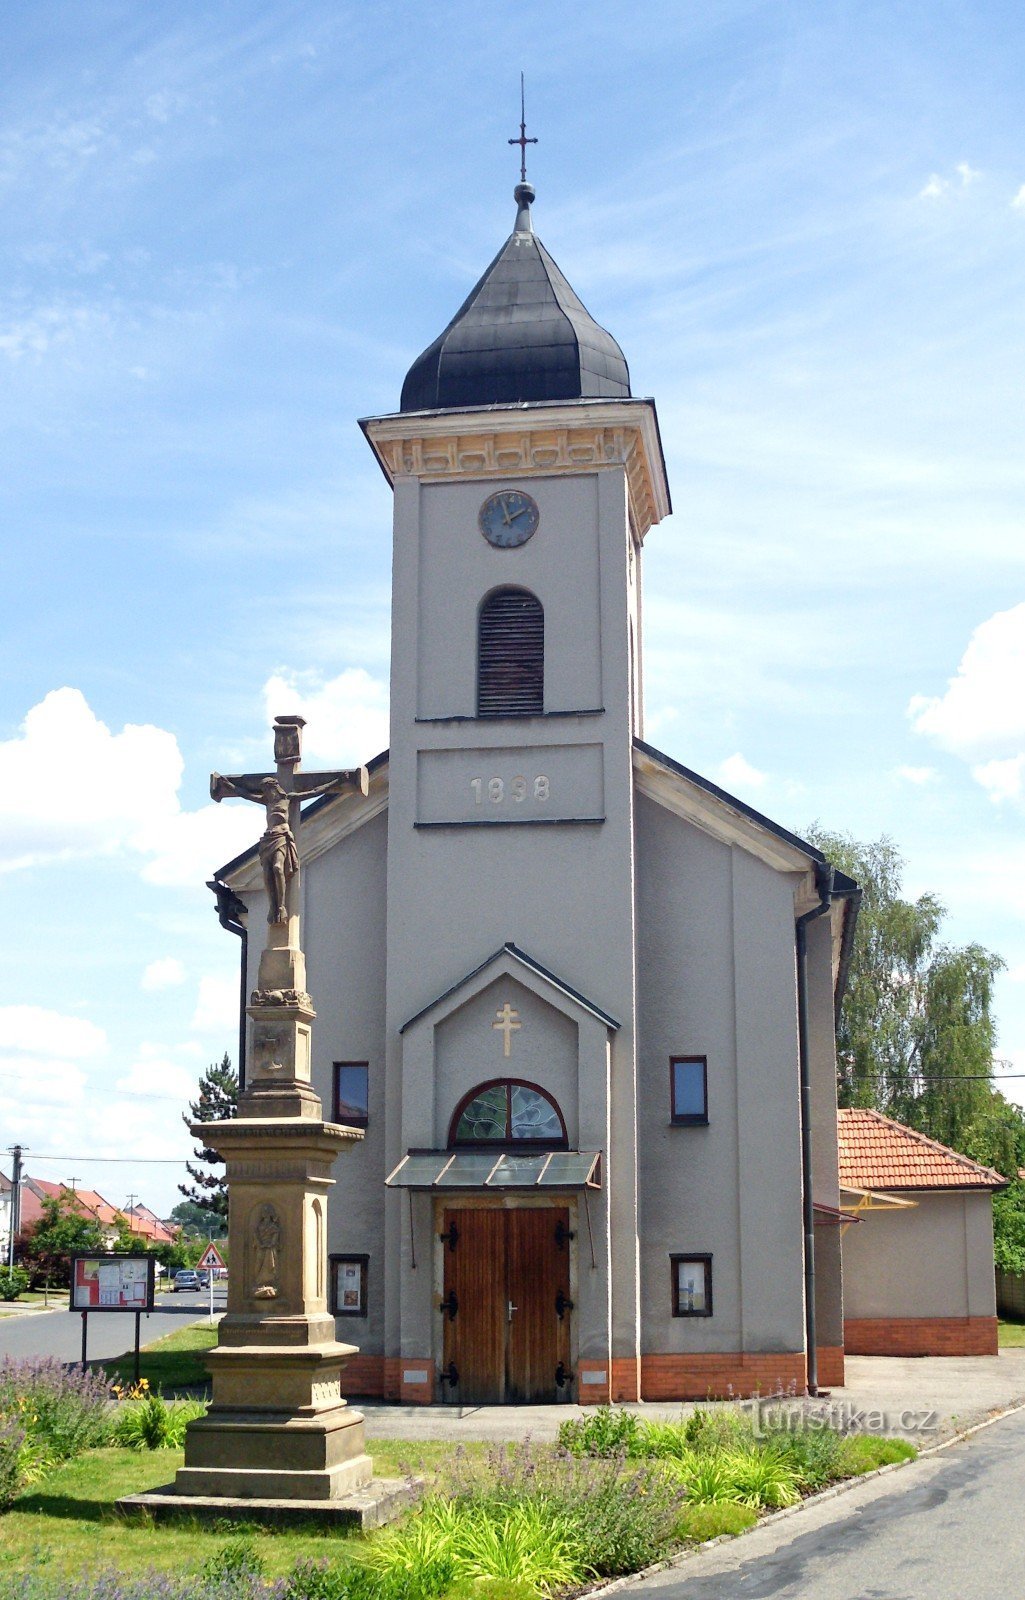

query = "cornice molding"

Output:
[[361, 399, 671, 539]]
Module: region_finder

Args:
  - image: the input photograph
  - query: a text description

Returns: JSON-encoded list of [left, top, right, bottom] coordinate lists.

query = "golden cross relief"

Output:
[[492, 1001, 521, 1058]]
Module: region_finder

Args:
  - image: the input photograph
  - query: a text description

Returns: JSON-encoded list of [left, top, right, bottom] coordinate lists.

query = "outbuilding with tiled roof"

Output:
[[837, 1107, 1004, 1357]]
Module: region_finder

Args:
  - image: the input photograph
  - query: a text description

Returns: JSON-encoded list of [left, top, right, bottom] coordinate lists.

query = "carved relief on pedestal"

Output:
[[251, 1024, 292, 1076], [251, 1202, 282, 1300]]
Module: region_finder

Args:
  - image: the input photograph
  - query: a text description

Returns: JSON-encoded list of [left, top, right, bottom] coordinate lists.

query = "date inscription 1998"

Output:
[[470, 775, 550, 806]]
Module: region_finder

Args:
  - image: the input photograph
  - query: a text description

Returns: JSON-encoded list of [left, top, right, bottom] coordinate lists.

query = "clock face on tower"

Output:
[[478, 489, 540, 548]]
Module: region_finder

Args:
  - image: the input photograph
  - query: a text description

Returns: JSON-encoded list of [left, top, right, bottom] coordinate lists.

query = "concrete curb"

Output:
[[575, 1395, 1025, 1597], [0, 1303, 63, 1320]]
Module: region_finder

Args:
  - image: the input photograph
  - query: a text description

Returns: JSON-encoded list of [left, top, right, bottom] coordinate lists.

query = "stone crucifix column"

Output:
[[173, 715, 373, 1506]]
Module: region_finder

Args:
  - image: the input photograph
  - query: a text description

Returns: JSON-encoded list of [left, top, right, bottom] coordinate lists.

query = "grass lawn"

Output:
[[100, 1324, 220, 1391], [0, 1440, 464, 1584], [998, 1318, 1025, 1348]]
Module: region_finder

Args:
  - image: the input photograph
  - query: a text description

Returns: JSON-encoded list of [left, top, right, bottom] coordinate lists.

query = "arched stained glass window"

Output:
[[450, 1079, 567, 1147], [477, 588, 544, 716]]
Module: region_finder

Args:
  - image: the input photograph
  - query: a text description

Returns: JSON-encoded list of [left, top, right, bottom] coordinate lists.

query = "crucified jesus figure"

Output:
[[211, 722, 368, 925]]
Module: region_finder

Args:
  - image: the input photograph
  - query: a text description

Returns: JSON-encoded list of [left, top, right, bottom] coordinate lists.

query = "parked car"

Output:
[[172, 1269, 201, 1292]]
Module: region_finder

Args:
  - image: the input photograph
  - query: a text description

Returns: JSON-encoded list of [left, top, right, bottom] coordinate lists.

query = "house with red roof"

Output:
[[837, 1107, 1005, 1356]]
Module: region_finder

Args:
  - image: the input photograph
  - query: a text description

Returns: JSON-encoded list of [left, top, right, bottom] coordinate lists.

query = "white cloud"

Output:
[[894, 765, 939, 785], [1012, 185, 1025, 211], [919, 163, 981, 201], [116, 1057, 197, 1100], [263, 667, 389, 765], [716, 752, 767, 792], [909, 604, 1025, 760], [0, 687, 256, 884], [0, 1004, 106, 1059], [140, 957, 187, 992], [0, 1054, 88, 1108], [191, 975, 238, 1036], [973, 754, 1024, 804]]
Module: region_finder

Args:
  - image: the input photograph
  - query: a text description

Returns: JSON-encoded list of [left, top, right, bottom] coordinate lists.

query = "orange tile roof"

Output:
[[837, 1107, 1005, 1192]]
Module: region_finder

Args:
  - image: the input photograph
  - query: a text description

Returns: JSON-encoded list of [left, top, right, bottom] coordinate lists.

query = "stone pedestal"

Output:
[[174, 988, 370, 1503]]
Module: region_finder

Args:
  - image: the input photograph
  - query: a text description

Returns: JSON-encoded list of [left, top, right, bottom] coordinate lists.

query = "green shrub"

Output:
[[0, 1267, 29, 1301], [0, 1427, 52, 1510], [557, 1404, 641, 1458], [0, 1357, 112, 1464], [431, 1440, 686, 1580], [200, 1535, 264, 1584], [677, 1501, 758, 1542], [110, 1392, 206, 1450], [838, 1435, 917, 1475], [761, 1421, 847, 1489], [717, 1446, 801, 1509], [662, 1452, 740, 1505], [445, 1581, 542, 1600]]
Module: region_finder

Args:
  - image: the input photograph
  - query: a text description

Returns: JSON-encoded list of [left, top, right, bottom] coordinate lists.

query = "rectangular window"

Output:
[[331, 1254, 368, 1317], [670, 1056, 708, 1124], [333, 1062, 369, 1128], [671, 1254, 713, 1317]]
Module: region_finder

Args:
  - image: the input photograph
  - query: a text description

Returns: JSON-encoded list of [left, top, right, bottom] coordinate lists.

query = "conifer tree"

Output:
[[179, 1052, 237, 1224]]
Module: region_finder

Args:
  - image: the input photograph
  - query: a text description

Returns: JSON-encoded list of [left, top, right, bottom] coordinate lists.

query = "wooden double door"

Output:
[[440, 1206, 573, 1404]]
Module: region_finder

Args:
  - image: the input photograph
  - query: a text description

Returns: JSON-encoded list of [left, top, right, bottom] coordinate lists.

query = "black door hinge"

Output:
[[555, 1289, 574, 1320], [438, 1289, 458, 1320]]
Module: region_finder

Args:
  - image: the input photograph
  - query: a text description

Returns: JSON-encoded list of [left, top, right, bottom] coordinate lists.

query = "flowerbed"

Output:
[[0, 1360, 208, 1509], [0, 1400, 917, 1599]]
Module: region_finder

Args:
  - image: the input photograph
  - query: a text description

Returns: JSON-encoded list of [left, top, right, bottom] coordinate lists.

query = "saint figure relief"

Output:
[[252, 1203, 282, 1300]]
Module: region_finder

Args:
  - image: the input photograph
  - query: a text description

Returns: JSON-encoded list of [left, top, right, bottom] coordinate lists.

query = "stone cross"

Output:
[[211, 715, 368, 930], [493, 1001, 521, 1058]]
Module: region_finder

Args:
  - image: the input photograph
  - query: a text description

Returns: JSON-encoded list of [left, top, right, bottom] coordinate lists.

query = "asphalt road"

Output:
[[641, 1405, 1025, 1600], [0, 1289, 223, 1364]]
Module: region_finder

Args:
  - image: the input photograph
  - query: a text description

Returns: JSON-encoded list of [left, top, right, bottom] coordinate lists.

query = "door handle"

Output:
[[507, 1300, 517, 1323]]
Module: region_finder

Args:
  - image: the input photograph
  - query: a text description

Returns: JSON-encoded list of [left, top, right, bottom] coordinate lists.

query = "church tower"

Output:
[[218, 160, 851, 1407], [360, 178, 671, 1402]]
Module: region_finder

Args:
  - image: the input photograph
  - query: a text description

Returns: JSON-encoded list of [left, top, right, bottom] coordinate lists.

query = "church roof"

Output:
[[400, 941, 621, 1034], [399, 183, 631, 413], [838, 1107, 1006, 1192]]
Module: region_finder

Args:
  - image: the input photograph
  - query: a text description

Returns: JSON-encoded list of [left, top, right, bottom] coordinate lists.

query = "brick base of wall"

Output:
[[577, 1359, 612, 1404], [844, 1316, 998, 1357], [611, 1357, 640, 1402], [339, 1354, 386, 1398], [815, 1345, 845, 1387], [639, 1352, 807, 1400], [339, 1356, 437, 1403]]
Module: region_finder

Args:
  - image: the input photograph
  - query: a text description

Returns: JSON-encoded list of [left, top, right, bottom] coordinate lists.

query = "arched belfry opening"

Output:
[[477, 587, 544, 717]]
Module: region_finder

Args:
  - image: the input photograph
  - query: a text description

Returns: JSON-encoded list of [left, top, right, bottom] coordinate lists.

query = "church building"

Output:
[[213, 175, 860, 1405]]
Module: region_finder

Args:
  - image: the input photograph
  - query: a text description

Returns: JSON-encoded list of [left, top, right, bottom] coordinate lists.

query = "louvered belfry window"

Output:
[[477, 587, 544, 717]]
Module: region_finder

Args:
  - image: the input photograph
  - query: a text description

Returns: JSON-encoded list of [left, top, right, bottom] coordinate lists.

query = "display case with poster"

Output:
[[72, 1253, 156, 1311]]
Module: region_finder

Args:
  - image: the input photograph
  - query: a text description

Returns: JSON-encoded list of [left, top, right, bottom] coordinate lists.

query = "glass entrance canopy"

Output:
[[385, 1150, 601, 1191]]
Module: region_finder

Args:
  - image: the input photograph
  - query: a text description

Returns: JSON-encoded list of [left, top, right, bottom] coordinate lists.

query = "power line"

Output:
[[849, 1073, 1025, 1082], [27, 1156, 189, 1168]]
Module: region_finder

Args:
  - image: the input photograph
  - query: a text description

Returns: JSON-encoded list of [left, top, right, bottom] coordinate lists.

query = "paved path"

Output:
[[356, 1351, 1025, 1446], [637, 1405, 1025, 1598], [0, 1289, 222, 1364]]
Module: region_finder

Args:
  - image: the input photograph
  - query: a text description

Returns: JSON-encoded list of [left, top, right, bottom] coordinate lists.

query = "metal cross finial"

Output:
[[508, 72, 537, 183]]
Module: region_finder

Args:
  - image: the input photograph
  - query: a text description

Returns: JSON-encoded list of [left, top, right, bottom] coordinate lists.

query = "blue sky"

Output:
[[2, 0, 1023, 1216]]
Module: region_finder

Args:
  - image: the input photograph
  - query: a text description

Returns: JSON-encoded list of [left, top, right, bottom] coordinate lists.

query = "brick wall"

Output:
[[844, 1316, 998, 1356], [339, 1354, 385, 1398], [639, 1352, 807, 1400], [815, 1346, 845, 1387]]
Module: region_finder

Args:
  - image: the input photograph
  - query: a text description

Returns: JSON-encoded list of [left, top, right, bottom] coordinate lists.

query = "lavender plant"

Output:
[[0, 1357, 113, 1463]]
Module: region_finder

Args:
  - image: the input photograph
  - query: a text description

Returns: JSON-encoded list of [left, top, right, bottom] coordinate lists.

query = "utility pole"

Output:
[[6, 1145, 25, 1271]]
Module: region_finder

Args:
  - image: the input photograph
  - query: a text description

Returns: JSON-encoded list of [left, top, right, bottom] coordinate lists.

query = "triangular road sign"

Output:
[[196, 1242, 226, 1271]]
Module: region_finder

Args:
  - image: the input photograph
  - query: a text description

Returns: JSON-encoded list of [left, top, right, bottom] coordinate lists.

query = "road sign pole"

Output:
[[208, 1268, 214, 1324]]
